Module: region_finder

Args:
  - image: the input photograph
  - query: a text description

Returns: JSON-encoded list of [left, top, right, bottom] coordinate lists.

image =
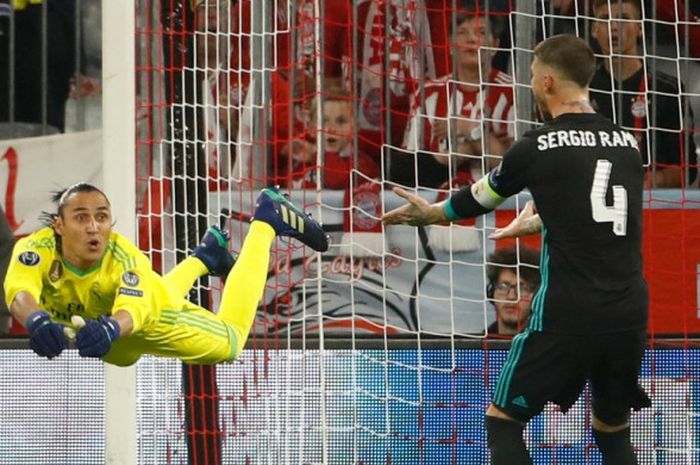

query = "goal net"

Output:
[[130, 0, 700, 463]]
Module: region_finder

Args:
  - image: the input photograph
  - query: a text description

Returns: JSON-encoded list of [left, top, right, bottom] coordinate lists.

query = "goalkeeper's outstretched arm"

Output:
[[9, 291, 43, 327]]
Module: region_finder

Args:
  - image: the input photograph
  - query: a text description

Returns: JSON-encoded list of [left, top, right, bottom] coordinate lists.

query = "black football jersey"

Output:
[[489, 112, 648, 334]]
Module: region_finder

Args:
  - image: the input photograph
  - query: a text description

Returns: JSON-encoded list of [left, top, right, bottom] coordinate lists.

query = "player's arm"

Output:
[[5, 238, 46, 326], [489, 200, 543, 240], [382, 187, 449, 225], [383, 137, 533, 225], [448, 135, 535, 220], [9, 290, 42, 327], [74, 236, 147, 358], [4, 238, 70, 357], [110, 309, 134, 336], [382, 135, 535, 226], [446, 172, 508, 219], [382, 175, 501, 225]]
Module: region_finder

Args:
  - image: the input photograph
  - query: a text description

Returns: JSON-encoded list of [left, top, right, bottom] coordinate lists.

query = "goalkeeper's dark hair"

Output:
[[533, 34, 596, 88], [39, 182, 110, 228], [486, 245, 541, 299]]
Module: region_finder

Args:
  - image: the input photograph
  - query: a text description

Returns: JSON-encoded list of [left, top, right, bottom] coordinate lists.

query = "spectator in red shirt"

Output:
[[290, 88, 380, 189], [398, 9, 513, 187]]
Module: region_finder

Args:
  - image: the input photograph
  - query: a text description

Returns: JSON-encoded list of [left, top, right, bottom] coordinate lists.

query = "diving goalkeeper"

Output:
[[4, 183, 329, 366]]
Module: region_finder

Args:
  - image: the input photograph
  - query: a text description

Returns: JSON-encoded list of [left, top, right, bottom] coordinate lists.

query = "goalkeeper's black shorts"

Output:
[[491, 329, 650, 424]]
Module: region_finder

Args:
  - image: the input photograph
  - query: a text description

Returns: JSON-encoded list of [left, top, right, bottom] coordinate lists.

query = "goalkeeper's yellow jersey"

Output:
[[4, 227, 238, 365]]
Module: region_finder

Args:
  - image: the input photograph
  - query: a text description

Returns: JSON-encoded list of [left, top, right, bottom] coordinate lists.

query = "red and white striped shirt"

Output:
[[403, 68, 514, 154]]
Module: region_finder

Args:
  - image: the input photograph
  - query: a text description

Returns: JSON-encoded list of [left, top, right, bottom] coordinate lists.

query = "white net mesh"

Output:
[[130, 0, 700, 463]]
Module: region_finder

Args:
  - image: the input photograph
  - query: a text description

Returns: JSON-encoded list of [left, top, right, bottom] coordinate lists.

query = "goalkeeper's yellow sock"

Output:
[[163, 256, 208, 296], [219, 221, 275, 356]]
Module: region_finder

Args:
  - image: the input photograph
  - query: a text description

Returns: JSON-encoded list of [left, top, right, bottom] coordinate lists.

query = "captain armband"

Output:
[[444, 174, 506, 220], [471, 175, 506, 209]]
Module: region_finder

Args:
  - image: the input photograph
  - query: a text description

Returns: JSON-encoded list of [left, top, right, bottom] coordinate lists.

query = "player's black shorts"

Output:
[[491, 329, 650, 424]]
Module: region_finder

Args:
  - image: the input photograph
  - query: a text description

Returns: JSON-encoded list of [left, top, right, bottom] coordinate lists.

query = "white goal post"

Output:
[[102, 1, 137, 464]]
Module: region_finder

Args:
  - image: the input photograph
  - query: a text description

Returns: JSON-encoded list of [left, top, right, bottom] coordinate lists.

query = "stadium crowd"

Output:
[[193, 0, 698, 190]]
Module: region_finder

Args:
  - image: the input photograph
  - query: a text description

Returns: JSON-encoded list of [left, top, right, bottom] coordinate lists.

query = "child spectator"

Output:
[[290, 88, 380, 190]]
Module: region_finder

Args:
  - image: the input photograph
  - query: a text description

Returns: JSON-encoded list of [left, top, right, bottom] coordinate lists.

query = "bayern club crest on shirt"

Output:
[[18, 251, 40, 266], [630, 97, 647, 119], [361, 88, 382, 127], [122, 271, 140, 287], [353, 188, 381, 230]]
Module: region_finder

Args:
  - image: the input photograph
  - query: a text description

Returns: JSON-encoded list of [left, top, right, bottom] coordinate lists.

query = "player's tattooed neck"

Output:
[[563, 99, 595, 112]]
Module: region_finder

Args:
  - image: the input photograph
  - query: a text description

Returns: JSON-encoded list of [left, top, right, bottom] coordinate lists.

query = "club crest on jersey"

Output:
[[49, 260, 63, 282], [18, 251, 40, 266], [630, 97, 647, 119], [90, 282, 102, 301], [352, 188, 381, 230], [122, 271, 140, 287], [362, 88, 382, 126]]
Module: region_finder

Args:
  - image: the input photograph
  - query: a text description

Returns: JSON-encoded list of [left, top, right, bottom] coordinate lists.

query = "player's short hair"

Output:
[[592, 0, 642, 19], [533, 34, 596, 88], [451, 9, 506, 40], [486, 245, 540, 299]]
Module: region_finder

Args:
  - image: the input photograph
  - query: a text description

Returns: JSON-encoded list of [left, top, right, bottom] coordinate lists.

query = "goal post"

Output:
[[102, 0, 137, 464]]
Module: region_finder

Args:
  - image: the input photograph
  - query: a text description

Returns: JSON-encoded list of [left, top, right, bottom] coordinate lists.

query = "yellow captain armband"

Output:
[[471, 174, 506, 210]]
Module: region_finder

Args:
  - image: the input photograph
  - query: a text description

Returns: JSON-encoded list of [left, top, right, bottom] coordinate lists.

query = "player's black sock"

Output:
[[485, 415, 532, 465], [593, 426, 638, 465]]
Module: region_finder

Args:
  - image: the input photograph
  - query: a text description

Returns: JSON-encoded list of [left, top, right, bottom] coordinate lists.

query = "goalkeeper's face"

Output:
[[54, 191, 113, 271]]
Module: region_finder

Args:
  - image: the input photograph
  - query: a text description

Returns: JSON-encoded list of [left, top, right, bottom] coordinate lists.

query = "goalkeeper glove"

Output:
[[25, 311, 68, 359], [75, 316, 121, 358]]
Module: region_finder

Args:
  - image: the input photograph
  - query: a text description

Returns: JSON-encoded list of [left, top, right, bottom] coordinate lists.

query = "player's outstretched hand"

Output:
[[75, 316, 121, 358], [26, 311, 68, 359], [382, 187, 444, 226], [489, 200, 542, 240]]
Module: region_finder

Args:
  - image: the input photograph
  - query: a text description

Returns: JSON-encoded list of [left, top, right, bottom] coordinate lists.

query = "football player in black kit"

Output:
[[383, 34, 649, 465]]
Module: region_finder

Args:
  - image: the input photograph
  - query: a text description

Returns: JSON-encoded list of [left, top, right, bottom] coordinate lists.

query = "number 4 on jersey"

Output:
[[590, 159, 628, 236]]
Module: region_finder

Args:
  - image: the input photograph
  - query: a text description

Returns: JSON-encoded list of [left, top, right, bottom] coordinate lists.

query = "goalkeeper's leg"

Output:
[[164, 226, 235, 296], [218, 188, 329, 357], [217, 220, 275, 356], [163, 257, 208, 296]]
